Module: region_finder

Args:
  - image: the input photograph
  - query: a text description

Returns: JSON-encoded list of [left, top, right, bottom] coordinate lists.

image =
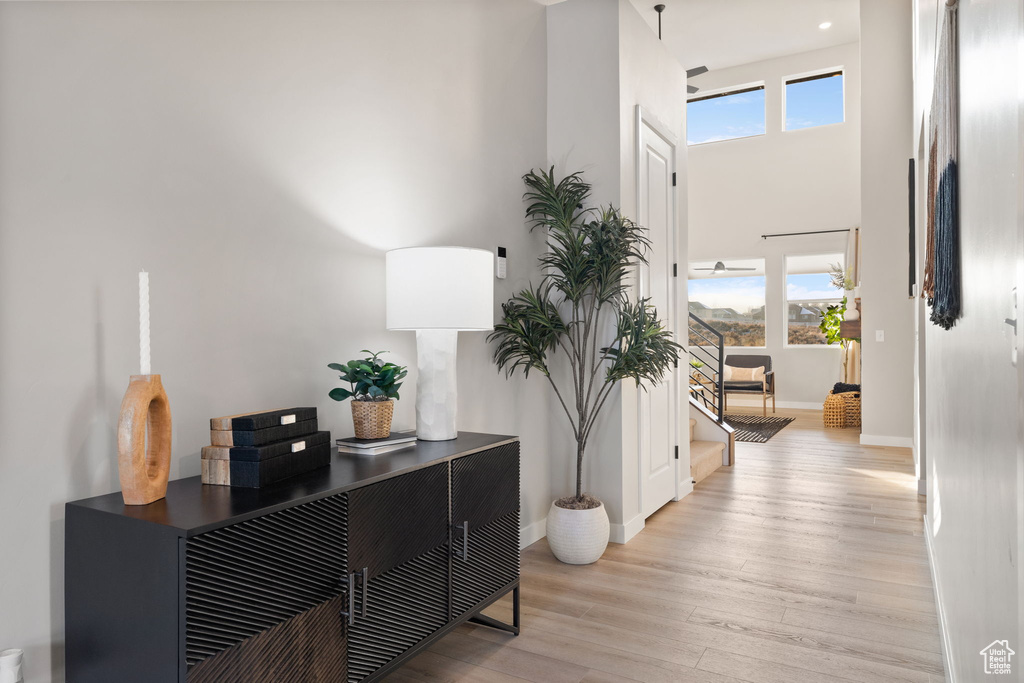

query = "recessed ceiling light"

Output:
[[819, 21, 832, 29]]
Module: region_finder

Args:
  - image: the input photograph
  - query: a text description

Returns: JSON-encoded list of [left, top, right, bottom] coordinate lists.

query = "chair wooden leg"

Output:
[[772, 394, 776, 414], [762, 393, 766, 417]]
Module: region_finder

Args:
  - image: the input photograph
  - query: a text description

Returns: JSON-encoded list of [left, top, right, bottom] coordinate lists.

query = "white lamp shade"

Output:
[[386, 247, 494, 331]]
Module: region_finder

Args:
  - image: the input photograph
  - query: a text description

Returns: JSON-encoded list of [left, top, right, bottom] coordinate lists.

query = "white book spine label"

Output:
[[280, 414, 297, 425], [291, 440, 306, 453]]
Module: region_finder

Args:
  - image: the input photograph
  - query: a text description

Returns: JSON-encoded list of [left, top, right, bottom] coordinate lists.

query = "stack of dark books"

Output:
[[202, 407, 330, 488]]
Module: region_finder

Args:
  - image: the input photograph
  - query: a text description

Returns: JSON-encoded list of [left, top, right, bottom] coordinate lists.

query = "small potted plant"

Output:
[[328, 351, 408, 439]]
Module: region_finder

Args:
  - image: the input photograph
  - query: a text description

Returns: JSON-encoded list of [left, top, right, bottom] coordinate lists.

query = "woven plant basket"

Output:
[[351, 399, 394, 439], [823, 391, 847, 428], [842, 392, 862, 428], [823, 391, 862, 429]]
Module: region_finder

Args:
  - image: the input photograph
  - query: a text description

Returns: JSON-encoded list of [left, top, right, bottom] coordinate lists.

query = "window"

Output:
[[687, 85, 765, 145], [784, 70, 844, 131], [688, 260, 766, 347], [785, 253, 845, 345]]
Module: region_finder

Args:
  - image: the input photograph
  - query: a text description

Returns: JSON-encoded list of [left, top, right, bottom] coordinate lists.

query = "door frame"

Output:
[[634, 104, 684, 512]]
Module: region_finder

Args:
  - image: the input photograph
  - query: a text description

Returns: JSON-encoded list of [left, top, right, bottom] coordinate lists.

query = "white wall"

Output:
[[859, 0, 916, 446], [913, 0, 1023, 679], [687, 44, 860, 406], [546, 0, 688, 541], [0, 2, 552, 681], [616, 0, 689, 539], [545, 0, 622, 527]]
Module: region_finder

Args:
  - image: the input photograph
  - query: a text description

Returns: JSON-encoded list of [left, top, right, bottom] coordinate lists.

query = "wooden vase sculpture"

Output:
[[117, 374, 172, 505]]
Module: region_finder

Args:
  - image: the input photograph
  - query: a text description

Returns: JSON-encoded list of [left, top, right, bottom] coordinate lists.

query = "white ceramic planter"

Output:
[[546, 500, 610, 564]]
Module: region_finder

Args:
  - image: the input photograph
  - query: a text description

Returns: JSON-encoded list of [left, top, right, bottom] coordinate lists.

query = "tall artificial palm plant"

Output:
[[489, 168, 681, 505]]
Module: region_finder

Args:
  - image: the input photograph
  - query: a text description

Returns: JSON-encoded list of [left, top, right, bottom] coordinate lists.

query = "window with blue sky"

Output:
[[785, 71, 844, 131], [786, 253, 845, 345], [688, 259, 766, 347], [686, 85, 765, 146]]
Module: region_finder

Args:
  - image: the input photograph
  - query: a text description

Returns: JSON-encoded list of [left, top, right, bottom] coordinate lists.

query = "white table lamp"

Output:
[[386, 247, 494, 441]]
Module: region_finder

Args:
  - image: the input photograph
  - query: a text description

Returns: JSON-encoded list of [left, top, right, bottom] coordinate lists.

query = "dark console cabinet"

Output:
[[66, 433, 520, 683]]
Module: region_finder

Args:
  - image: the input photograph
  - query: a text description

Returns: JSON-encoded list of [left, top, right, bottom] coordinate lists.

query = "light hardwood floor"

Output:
[[388, 408, 943, 683]]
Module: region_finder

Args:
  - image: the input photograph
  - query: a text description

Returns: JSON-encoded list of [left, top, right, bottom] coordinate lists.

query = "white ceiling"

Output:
[[628, 0, 860, 72]]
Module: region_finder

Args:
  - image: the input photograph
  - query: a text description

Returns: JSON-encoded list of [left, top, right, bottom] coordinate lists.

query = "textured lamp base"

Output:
[[117, 374, 172, 505], [415, 330, 458, 441]]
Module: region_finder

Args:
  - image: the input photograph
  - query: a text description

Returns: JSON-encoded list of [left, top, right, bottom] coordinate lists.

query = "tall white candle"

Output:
[[139, 271, 151, 375]]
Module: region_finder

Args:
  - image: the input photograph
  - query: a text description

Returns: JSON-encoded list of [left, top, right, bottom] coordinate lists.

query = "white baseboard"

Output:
[[610, 513, 645, 545], [524, 511, 647, 549], [860, 434, 915, 448], [519, 517, 546, 550], [725, 398, 823, 411], [674, 478, 694, 501], [924, 515, 956, 682]]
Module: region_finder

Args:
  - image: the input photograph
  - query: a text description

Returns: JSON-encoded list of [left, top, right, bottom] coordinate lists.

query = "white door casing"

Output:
[[636, 106, 678, 519]]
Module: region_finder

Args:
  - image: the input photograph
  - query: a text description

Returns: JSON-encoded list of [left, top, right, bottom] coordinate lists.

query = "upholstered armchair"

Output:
[[723, 354, 775, 416]]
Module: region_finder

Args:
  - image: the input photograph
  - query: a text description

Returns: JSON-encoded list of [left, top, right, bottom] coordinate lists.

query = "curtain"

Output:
[[845, 227, 861, 286], [842, 341, 861, 385]]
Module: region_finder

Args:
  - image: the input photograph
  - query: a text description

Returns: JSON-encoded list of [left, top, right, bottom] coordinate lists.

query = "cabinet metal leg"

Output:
[[467, 584, 520, 636], [513, 584, 520, 631]]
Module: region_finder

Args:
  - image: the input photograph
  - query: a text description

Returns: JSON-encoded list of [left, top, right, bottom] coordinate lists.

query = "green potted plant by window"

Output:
[[328, 351, 408, 439], [489, 168, 681, 564], [819, 263, 860, 378]]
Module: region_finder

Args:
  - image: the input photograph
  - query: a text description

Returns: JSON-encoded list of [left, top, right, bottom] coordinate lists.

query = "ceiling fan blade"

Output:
[[687, 85, 699, 94], [686, 65, 709, 78], [693, 267, 714, 270], [725, 267, 756, 271]]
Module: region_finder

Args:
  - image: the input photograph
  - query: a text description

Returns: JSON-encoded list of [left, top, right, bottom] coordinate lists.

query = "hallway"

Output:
[[391, 408, 943, 682]]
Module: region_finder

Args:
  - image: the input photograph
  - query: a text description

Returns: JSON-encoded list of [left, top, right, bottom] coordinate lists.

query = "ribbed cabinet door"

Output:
[[450, 443, 521, 619], [345, 546, 449, 682], [186, 595, 348, 683], [344, 464, 450, 682], [185, 494, 348, 680], [346, 463, 449, 579], [451, 442, 520, 530]]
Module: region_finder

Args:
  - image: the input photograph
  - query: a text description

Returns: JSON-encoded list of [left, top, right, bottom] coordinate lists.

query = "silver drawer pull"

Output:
[[360, 567, 368, 617], [338, 573, 355, 626]]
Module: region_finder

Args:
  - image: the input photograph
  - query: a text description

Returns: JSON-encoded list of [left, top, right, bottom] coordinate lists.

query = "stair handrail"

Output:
[[687, 312, 725, 423]]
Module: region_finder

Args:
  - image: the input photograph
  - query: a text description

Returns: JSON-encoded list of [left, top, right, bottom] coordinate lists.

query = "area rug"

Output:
[[724, 414, 795, 443]]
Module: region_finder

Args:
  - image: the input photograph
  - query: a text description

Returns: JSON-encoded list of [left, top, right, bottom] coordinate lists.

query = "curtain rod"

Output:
[[761, 228, 852, 240]]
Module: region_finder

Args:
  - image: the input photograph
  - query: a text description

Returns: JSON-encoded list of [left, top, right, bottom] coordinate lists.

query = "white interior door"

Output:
[[637, 108, 678, 519]]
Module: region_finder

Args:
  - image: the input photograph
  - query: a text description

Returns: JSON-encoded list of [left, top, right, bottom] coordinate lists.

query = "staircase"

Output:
[[686, 312, 733, 484], [689, 417, 726, 485], [688, 313, 725, 421]]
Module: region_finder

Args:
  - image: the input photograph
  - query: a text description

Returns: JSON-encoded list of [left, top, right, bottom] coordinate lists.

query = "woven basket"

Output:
[[823, 391, 847, 428], [842, 392, 862, 428], [823, 391, 861, 429], [351, 399, 394, 439]]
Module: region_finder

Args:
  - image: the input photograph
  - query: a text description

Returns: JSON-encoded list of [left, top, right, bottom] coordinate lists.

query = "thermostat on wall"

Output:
[[497, 247, 507, 279]]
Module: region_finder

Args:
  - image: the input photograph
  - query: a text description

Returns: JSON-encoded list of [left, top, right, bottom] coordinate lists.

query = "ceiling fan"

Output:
[[652, 5, 708, 94], [694, 261, 756, 274], [686, 65, 708, 94]]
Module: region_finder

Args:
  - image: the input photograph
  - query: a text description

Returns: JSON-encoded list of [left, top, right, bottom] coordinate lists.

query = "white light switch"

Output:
[[875, 330, 885, 342]]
